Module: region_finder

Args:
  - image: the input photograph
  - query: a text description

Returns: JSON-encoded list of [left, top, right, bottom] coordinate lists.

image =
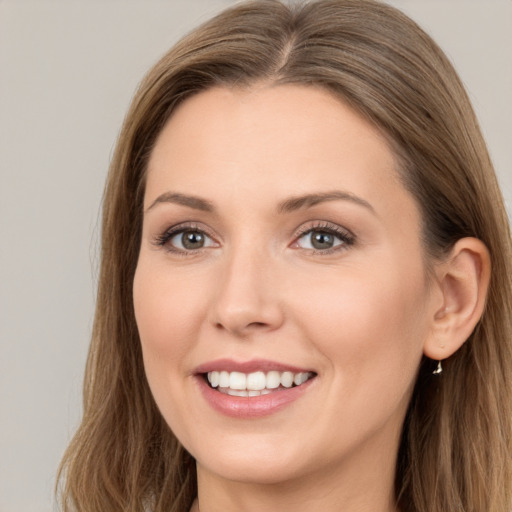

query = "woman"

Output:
[[58, 1, 512, 511]]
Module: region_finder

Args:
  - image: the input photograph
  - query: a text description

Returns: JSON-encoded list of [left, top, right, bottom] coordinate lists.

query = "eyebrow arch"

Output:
[[145, 190, 375, 216], [145, 192, 214, 213], [277, 191, 375, 215]]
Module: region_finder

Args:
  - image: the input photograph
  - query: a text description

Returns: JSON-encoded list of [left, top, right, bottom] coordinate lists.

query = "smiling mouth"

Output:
[[204, 370, 316, 397]]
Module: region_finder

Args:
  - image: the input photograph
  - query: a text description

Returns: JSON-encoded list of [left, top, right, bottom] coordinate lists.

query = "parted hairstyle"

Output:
[[57, 1, 512, 511]]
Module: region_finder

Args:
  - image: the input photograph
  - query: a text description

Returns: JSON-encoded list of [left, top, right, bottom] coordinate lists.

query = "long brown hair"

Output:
[[57, 1, 512, 511]]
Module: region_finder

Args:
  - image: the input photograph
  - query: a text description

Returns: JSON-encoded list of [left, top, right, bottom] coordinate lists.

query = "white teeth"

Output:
[[266, 371, 281, 389], [206, 370, 313, 393], [226, 389, 273, 397], [294, 372, 309, 386], [246, 371, 266, 390], [229, 371, 247, 390], [209, 371, 219, 387], [227, 389, 248, 397], [280, 371, 294, 388], [219, 371, 230, 388]]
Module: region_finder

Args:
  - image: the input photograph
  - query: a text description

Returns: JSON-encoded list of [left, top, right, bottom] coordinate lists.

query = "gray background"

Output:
[[1, 1, 510, 511]]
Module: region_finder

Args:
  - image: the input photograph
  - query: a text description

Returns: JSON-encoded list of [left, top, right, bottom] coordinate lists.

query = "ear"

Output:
[[423, 238, 491, 361]]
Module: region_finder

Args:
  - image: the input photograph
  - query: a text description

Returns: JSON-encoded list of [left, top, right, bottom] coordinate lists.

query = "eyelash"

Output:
[[293, 222, 356, 255], [152, 221, 356, 256], [152, 222, 215, 256]]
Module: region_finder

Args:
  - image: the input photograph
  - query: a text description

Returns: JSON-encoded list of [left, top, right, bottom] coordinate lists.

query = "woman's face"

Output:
[[134, 85, 438, 488]]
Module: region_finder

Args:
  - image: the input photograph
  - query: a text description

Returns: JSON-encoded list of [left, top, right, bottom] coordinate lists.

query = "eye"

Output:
[[154, 225, 218, 253], [171, 230, 213, 250], [294, 224, 355, 253], [297, 230, 342, 250]]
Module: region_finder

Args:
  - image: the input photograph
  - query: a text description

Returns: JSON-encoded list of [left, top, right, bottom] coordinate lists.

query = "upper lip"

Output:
[[193, 358, 314, 375]]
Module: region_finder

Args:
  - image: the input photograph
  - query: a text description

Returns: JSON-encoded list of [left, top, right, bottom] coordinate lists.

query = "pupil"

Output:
[[311, 231, 333, 250], [182, 231, 204, 249]]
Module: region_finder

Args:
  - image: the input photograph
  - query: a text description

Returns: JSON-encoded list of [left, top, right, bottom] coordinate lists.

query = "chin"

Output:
[[197, 451, 309, 486], [188, 427, 332, 487]]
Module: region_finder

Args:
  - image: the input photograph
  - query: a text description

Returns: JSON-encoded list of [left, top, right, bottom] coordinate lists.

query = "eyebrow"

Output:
[[277, 191, 376, 215], [145, 192, 214, 213], [145, 190, 375, 215]]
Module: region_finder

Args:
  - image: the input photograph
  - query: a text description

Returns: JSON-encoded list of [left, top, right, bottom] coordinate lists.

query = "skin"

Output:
[[133, 85, 487, 512]]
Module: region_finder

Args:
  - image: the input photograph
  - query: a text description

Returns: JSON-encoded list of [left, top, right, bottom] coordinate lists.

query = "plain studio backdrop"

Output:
[[0, 1, 510, 511]]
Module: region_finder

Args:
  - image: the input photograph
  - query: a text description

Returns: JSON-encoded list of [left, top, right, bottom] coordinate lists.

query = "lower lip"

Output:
[[196, 376, 315, 419]]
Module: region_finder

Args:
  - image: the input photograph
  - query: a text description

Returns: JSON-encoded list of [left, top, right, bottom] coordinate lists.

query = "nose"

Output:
[[209, 244, 285, 338]]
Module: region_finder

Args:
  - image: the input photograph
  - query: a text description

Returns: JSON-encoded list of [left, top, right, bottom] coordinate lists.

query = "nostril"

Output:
[[210, 300, 284, 336], [214, 320, 269, 332]]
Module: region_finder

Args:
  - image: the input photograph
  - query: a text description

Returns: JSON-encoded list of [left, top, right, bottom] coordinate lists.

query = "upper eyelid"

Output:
[[294, 221, 355, 239], [164, 222, 217, 239]]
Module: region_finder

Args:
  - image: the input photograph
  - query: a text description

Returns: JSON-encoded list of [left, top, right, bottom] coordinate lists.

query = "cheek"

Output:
[[132, 259, 211, 418], [292, 257, 430, 381], [288, 263, 429, 446], [133, 260, 205, 359], [132, 258, 213, 435]]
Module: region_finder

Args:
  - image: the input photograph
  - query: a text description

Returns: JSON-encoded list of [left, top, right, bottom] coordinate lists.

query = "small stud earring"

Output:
[[433, 360, 443, 375]]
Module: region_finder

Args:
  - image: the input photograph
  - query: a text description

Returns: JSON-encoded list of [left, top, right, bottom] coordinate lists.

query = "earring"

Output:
[[433, 360, 443, 375]]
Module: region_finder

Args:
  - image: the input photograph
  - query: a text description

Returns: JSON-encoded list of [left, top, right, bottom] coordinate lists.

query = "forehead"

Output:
[[145, 84, 416, 223]]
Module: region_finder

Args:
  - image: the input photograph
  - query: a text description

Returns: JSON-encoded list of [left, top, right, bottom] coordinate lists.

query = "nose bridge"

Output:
[[210, 236, 283, 336]]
